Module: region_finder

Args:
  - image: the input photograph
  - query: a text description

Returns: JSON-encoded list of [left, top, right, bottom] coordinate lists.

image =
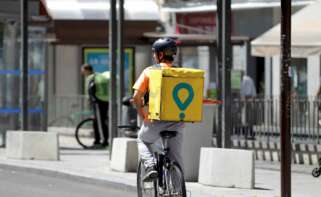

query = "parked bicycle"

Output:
[[312, 157, 321, 178], [75, 103, 108, 149], [74, 116, 96, 149], [48, 110, 93, 128], [137, 130, 186, 197], [48, 107, 96, 149]]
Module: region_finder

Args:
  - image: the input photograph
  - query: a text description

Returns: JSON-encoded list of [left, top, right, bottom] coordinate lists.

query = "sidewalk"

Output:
[[0, 135, 320, 197]]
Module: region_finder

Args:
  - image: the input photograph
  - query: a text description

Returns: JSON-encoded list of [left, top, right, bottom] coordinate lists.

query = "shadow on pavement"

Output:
[[253, 187, 271, 191]]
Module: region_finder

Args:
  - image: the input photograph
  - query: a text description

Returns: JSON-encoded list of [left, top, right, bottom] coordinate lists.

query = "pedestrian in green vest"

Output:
[[81, 64, 109, 148]]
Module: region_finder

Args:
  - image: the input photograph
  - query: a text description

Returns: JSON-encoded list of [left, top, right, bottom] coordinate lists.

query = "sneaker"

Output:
[[142, 166, 158, 182]]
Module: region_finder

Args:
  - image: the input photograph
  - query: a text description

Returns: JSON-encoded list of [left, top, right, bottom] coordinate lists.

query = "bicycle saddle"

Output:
[[160, 130, 177, 139]]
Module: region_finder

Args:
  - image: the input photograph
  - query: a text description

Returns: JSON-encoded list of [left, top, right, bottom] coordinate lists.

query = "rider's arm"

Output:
[[88, 79, 97, 103], [132, 90, 148, 121]]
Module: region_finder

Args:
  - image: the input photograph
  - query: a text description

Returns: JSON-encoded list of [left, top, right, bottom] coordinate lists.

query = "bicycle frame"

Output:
[[154, 137, 172, 191], [137, 130, 186, 197]]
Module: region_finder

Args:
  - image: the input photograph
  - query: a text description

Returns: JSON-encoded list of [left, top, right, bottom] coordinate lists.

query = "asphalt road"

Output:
[[0, 167, 136, 197]]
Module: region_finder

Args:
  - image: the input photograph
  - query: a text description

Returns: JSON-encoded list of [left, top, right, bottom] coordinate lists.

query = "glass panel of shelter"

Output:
[[0, 21, 47, 134]]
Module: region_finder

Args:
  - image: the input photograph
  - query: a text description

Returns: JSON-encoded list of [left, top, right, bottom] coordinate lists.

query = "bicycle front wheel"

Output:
[[75, 118, 95, 149], [165, 162, 186, 197], [137, 160, 158, 197]]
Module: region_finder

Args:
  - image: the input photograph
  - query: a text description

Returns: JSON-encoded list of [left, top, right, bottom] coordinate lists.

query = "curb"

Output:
[[0, 163, 137, 192]]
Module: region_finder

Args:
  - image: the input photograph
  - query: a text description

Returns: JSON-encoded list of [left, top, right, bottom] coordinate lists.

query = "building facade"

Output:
[[158, 0, 315, 97], [252, 0, 321, 98]]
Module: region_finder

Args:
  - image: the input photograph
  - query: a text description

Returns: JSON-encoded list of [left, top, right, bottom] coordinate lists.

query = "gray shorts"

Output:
[[138, 120, 184, 143], [137, 120, 185, 169]]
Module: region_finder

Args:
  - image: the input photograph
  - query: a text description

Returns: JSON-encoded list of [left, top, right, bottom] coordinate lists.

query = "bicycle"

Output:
[[137, 130, 186, 197], [75, 97, 135, 149], [48, 109, 93, 128], [312, 157, 321, 178], [74, 117, 96, 149], [75, 103, 107, 149], [49, 108, 97, 148]]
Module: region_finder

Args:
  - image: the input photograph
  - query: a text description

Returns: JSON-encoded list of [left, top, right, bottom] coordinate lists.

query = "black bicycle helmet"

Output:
[[152, 37, 177, 57]]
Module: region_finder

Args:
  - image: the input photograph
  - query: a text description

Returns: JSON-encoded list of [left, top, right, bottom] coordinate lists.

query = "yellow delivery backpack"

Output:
[[148, 67, 204, 122]]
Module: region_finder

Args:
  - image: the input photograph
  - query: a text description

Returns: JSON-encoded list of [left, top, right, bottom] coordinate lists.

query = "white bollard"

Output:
[[6, 131, 60, 161], [110, 138, 138, 172], [199, 147, 255, 189]]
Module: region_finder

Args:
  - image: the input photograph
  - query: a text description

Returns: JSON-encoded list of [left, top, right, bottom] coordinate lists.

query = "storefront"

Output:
[[251, 0, 321, 97], [160, 0, 313, 97], [38, 0, 160, 124], [40, 0, 160, 97]]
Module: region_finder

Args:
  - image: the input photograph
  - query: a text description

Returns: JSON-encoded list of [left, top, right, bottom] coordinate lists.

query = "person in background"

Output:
[[240, 74, 257, 99], [240, 74, 257, 139], [81, 64, 109, 148]]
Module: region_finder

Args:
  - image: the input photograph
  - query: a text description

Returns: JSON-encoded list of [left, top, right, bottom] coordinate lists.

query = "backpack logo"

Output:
[[172, 83, 194, 120]]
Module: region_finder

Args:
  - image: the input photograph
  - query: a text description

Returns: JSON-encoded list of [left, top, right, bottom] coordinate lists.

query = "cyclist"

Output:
[[81, 64, 109, 148], [132, 38, 184, 182]]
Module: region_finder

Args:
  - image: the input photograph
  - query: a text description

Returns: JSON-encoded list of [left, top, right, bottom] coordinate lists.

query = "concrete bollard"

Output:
[[110, 138, 138, 172], [6, 131, 60, 161], [199, 147, 255, 189]]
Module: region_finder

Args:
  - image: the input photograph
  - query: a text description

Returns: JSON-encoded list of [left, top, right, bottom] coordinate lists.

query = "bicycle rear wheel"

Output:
[[75, 118, 95, 149], [137, 160, 158, 197], [165, 162, 186, 197]]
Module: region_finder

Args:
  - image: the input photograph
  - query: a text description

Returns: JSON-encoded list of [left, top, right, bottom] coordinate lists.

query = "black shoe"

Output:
[[142, 166, 158, 182], [91, 143, 104, 149], [102, 141, 109, 147]]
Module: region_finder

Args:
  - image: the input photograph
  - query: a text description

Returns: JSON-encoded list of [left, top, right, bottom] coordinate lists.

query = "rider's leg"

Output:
[[138, 121, 184, 166], [92, 104, 100, 144], [137, 122, 159, 168], [99, 101, 109, 146], [137, 123, 159, 181]]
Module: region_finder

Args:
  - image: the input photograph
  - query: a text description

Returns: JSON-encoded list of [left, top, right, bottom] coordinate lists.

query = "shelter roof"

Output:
[[251, 0, 321, 57]]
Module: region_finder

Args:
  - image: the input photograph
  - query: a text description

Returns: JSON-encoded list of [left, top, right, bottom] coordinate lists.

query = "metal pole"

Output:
[[21, 0, 28, 130], [42, 43, 49, 131], [280, 0, 292, 196], [109, 0, 118, 157], [221, 0, 232, 148], [118, 0, 124, 126], [216, 0, 223, 148]]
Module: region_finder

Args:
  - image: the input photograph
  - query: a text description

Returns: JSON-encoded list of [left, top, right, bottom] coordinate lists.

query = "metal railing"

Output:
[[48, 95, 92, 128], [222, 96, 321, 144], [49, 95, 321, 144]]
